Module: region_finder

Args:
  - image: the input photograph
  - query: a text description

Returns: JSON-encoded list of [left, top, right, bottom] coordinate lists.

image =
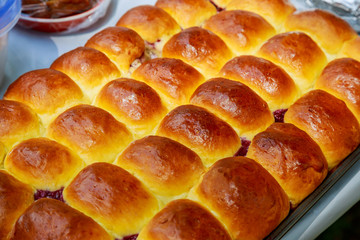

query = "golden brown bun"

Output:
[[157, 105, 240, 166], [190, 77, 274, 139], [116, 5, 181, 44], [155, 0, 217, 28], [227, 0, 295, 30], [63, 162, 159, 238], [47, 104, 133, 165], [50, 47, 121, 100], [162, 27, 233, 77], [85, 26, 145, 73], [132, 58, 205, 109], [285, 9, 357, 55], [10, 198, 112, 240], [0, 100, 43, 150], [189, 157, 289, 240], [258, 32, 327, 92], [203, 10, 275, 55], [4, 68, 87, 125], [4, 137, 84, 191], [138, 199, 232, 240], [219, 55, 298, 110], [95, 78, 167, 138], [116, 135, 205, 201], [316, 58, 360, 123], [285, 90, 360, 169], [0, 170, 34, 240], [339, 36, 360, 61], [247, 123, 328, 207]]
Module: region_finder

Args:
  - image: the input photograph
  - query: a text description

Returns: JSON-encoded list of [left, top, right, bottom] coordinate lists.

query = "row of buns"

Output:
[[1, 0, 360, 239]]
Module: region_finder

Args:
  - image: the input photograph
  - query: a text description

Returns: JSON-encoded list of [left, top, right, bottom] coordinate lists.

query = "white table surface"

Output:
[[1, 1, 359, 239]]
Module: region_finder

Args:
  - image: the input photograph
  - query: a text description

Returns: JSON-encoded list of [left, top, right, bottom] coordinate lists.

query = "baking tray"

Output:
[[1, 0, 360, 239]]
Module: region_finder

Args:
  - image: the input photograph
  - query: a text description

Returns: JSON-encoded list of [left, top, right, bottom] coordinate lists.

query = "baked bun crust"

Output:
[[4, 68, 86, 125], [116, 135, 205, 200], [132, 58, 205, 109], [85, 26, 145, 73], [10, 198, 112, 240], [0, 170, 34, 240], [0, 100, 43, 150], [227, 0, 296, 29], [219, 55, 298, 110], [63, 162, 159, 238], [51, 47, 121, 100], [4, 137, 84, 191], [248, 123, 328, 207], [157, 105, 240, 166], [116, 5, 181, 44], [316, 58, 360, 123], [203, 10, 275, 55], [258, 32, 327, 92], [339, 36, 360, 61], [47, 104, 133, 165], [155, 0, 217, 28], [211, 0, 232, 8], [189, 157, 289, 240], [285, 90, 360, 169], [190, 77, 274, 139], [138, 199, 232, 240], [285, 9, 357, 54], [95, 78, 167, 138], [162, 27, 233, 77]]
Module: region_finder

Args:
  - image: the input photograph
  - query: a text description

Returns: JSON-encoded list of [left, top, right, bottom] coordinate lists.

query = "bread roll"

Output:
[[51, 47, 121, 100], [116, 135, 205, 202], [339, 36, 360, 62], [155, 0, 217, 28], [4, 68, 87, 126], [247, 123, 328, 207], [85, 26, 145, 73], [227, 0, 295, 30], [4, 137, 84, 191], [47, 104, 133, 165], [95, 78, 167, 138], [285, 9, 357, 55], [162, 27, 233, 77], [316, 58, 360, 123], [203, 10, 276, 55], [10, 198, 112, 240], [188, 156, 289, 240], [190, 77, 274, 139], [258, 32, 327, 92], [157, 105, 240, 166], [138, 199, 232, 240], [132, 58, 205, 109], [0, 170, 34, 240], [0, 100, 43, 150], [63, 162, 159, 239], [116, 5, 181, 46], [285, 90, 360, 169], [219, 55, 298, 111]]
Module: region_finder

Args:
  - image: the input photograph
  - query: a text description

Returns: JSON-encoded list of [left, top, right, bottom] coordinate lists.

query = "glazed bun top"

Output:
[[163, 27, 233, 77], [285, 9, 357, 54], [203, 10, 276, 55], [116, 5, 181, 44], [155, 0, 217, 28], [85, 26, 145, 73], [227, 0, 296, 30]]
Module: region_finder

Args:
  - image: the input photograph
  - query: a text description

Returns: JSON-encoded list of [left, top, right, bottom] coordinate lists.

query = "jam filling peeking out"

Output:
[[34, 188, 64, 202]]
